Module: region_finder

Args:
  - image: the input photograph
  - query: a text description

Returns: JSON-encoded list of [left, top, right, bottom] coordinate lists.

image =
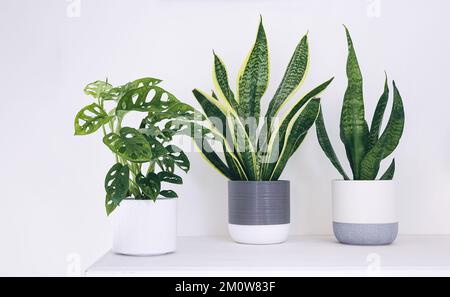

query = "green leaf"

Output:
[[116, 85, 195, 123], [136, 172, 161, 200], [268, 98, 321, 180], [195, 137, 233, 179], [237, 17, 269, 123], [315, 107, 350, 180], [192, 89, 257, 180], [158, 172, 183, 184], [193, 89, 245, 180], [139, 135, 170, 172], [166, 145, 190, 173], [261, 78, 333, 176], [176, 118, 235, 180], [190, 89, 249, 180], [104, 163, 129, 205], [213, 52, 237, 108], [128, 178, 141, 198], [368, 74, 389, 151], [380, 159, 395, 180], [74, 103, 113, 135], [211, 90, 245, 180], [157, 158, 174, 173], [84, 80, 113, 99], [102, 77, 162, 101], [193, 89, 227, 125], [340, 26, 369, 180], [160, 190, 178, 198], [265, 34, 309, 130], [360, 81, 404, 180], [103, 127, 153, 162], [227, 111, 258, 180], [139, 124, 171, 142], [105, 194, 117, 216]]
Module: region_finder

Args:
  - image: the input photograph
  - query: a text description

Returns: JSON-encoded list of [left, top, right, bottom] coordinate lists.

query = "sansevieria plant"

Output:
[[187, 17, 334, 181], [316, 27, 405, 180]]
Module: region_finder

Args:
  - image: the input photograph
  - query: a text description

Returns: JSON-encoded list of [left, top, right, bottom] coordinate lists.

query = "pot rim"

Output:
[[121, 197, 178, 201], [332, 179, 395, 183], [228, 180, 290, 184]]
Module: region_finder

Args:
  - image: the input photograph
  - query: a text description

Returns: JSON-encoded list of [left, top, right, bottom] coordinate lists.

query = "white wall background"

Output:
[[1, 0, 449, 276]]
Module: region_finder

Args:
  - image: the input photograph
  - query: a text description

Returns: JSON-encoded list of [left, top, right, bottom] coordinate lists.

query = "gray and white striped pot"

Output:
[[228, 181, 290, 245], [332, 180, 398, 246]]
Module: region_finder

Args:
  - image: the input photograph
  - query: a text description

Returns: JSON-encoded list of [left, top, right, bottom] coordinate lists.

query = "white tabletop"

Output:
[[86, 235, 450, 277]]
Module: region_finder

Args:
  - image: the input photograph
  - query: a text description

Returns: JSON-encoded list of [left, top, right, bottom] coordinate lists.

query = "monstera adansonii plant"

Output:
[[315, 27, 405, 180], [158, 18, 334, 181], [74, 78, 191, 215]]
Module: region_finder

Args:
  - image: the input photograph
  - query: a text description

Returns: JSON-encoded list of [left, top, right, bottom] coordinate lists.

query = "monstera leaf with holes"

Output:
[[103, 127, 153, 163], [74, 103, 113, 135], [104, 163, 130, 215], [74, 77, 192, 215], [138, 18, 332, 181], [315, 26, 405, 180], [102, 77, 162, 102]]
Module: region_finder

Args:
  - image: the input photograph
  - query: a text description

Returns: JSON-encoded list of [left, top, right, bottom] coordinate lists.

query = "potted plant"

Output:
[[150, 18, 333, 244], [315, 27, 405, 245], [74, 78, 191, 255]]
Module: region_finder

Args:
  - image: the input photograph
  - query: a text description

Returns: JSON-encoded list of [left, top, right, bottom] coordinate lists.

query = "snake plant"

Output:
[[315, 27, 405, 180], [74, 78, 190, 215], [181, 18, 333, 181]]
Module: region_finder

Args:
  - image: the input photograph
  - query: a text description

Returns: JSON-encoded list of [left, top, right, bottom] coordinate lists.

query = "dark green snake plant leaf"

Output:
[[192, 89, 245, 180], [193, 89, 227, 125], [227, 110, 258, 180], [158, 172, 183, 184], [192, 89, 251, 179], [213, 52, 237, 108], [315, 108, 350, 180], [104, 163, 129, 205], [368, 74, 389, 151], [315, 26, 405, 181], [340, 27, 369, 180], [195, 136, 234, 179], [160, 190, 178, 198], [84, 80, 113, 99], [264, 34, 309, 133], [360, 81, 404, 180], [103, 127, 153, 162], [191, 18, 333, 181], [237, 17, 269, 124], [380, 159, 395, 180], [74, 103, 113, 135], [261, 78, 334, 177], [136, 172, 160, 200], [267, 98, 321, 180], [174, 117, 235, 180]]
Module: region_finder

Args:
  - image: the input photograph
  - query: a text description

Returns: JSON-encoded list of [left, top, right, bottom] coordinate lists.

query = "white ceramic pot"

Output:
[[228, 224, 290, 245], [111, 198, 177, 256], [332, 180, 398, 245]]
